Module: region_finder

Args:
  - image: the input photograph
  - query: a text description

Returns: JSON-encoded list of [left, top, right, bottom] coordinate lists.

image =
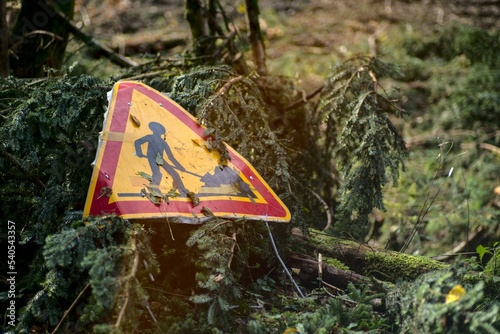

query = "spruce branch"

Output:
[[318, 57, 407, 239], [0, 146, 46, 189]]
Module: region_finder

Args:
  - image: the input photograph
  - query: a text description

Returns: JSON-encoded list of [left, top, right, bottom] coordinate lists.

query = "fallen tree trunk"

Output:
[[289, 228, 447, 283], [111, 35, 186, 56]]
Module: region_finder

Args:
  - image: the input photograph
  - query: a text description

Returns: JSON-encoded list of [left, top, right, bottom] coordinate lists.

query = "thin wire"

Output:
[[400, 141, 453, 253], [264, 221, 305, 298]]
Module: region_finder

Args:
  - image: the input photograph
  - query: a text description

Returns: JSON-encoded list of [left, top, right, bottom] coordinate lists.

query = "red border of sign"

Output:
[[83, 81, 291, 222]]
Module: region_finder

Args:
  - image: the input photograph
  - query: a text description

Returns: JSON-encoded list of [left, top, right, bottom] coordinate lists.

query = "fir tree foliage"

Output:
[[14, 217, 159, 333], [183, 217, 275, 329], [0, 75, 159, 333], [317, 56, 407, 239], [0, 60, 410, 331], [1, 1, 497, 331], [246, 282, 387, 333], [0, 58, 411, 332], [0, 75, 111, 244]]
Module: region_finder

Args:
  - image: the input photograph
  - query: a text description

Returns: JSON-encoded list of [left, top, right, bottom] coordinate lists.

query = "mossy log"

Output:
[[289, 229, 447, 284]]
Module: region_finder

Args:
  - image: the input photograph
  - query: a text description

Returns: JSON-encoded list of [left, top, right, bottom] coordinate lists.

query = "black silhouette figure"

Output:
[[134, 122, 188, 196], [200, 166, 255, 198]]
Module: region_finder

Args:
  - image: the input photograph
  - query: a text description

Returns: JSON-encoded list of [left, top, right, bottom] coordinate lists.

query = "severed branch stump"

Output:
[[287, 252, 367, 290]]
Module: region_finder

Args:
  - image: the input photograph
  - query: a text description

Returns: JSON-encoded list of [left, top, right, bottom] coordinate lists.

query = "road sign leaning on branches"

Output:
[[83, 81, 290, 224]]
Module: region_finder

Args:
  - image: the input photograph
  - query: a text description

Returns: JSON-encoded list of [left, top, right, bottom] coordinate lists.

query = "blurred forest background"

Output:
[[1, 0, 499, 333]]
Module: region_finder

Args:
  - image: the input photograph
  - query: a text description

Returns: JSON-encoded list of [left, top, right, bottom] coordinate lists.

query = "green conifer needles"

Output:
[[318, 57, 408, 239]]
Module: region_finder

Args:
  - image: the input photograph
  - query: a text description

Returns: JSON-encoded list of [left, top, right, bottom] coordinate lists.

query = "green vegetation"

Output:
[[387, 262, 500, 333], [365, 251, 446, 282], [378, 22, 500, 256], [1, 1, 499, 333]]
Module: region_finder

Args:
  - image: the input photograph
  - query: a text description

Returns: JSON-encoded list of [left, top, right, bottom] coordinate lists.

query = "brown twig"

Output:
[[219, 75, 244, 96], [52, 283, 90, 334], [209, 219, 233, 231], [310, 189, 332, 231], [480, 143, 500, 155], [114, 231, 140, 329], [285, 85, 324, 111]]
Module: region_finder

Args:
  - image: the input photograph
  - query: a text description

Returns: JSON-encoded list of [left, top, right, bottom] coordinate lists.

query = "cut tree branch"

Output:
[[47, 4, 138, 68], [219, 75, 244, 95]]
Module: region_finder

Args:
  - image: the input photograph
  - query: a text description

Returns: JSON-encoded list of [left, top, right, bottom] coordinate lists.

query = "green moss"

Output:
[[308, 229, 359, 249], [365, 251, 447, 282], [324, 257, 350, 271]]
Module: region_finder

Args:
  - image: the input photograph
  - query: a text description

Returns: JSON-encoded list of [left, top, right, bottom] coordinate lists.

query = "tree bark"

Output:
[[245, 0, 267, 75], [0, 0, 9, 76], [185, 0, 212, 58], [9, 0, 75, 78]]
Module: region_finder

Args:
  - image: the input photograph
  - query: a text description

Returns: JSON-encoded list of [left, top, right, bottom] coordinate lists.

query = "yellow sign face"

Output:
[[83, 81, 291, 223]]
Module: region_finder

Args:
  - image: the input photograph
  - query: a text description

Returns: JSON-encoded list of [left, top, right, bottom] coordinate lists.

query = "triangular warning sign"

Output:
[[83, 81, 291, 223]]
